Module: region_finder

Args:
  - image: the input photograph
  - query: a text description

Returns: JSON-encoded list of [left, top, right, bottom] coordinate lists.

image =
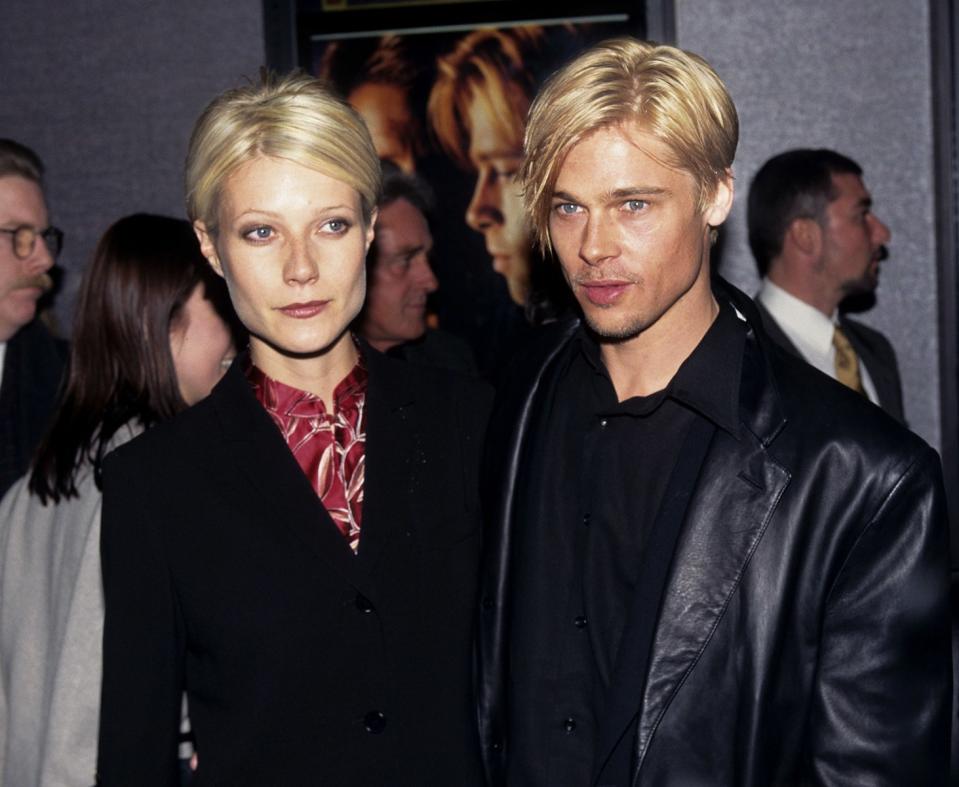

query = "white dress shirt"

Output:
[[757, 279, 878, 404]]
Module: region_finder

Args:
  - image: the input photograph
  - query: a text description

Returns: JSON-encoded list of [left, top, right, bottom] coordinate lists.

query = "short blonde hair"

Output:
[[428, 27, 543, 169], [185, 72, 381, 232], [521, 38, 738, 252]]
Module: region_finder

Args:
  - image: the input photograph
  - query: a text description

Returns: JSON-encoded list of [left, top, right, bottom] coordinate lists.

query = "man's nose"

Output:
[[465, 169, 502, 232], [871, 214, 891, 247], [580, 213, 619, 266], [412, 254, 439, 293], [27, 235, 55, 273]]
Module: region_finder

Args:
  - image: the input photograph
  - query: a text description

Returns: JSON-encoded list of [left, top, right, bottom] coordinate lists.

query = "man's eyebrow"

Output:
[[550, 186, 672, 202], [607, 186, 671, 200], [388, 242, 426, 258]]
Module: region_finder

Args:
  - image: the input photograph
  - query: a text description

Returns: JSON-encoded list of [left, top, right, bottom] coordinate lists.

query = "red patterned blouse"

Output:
[[246, 357, 368, 552]]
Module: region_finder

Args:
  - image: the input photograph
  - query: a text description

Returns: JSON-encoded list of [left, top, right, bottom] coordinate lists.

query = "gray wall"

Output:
[[676, 0, 942, 450], [1, 0, 945, 451], [0, 0, 265, 331]]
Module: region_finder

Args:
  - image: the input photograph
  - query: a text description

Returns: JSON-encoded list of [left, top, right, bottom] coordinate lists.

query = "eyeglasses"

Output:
[[0, 225, 64, 260]]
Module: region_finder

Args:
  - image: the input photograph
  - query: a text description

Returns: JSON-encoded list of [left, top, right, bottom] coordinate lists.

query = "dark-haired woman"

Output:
[[0, 213, 238, 787]]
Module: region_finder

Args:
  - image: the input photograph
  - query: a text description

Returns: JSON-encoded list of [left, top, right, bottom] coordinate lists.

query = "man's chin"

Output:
[[842, 274, 879, 297]]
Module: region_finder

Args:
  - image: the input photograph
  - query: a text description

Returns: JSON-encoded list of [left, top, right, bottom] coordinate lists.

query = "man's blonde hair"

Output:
[[428, 27, 543, 169], [185, 72, 381, 232], [521, 38, 738, 252]]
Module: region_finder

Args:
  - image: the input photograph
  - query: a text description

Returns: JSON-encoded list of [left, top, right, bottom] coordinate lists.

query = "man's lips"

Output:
[[578, 280, 632, 306], [276, 300, 329, 318]]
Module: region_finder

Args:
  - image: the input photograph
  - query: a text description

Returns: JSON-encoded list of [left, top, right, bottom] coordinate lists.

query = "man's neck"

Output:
[[364, 336, 400, 354], [766, 268, 838, 317], [599, 289, 719, 401]]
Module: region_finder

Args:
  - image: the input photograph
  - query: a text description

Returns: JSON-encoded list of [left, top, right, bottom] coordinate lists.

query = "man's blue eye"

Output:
[[625, 200, 647, 211]]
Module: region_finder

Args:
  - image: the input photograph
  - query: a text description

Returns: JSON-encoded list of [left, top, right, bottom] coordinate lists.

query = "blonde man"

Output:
[[429, 27, 543, 307], [478, 38, 949, 786]]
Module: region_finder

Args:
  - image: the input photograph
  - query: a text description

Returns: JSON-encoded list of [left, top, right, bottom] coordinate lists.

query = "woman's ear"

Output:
[[365, 208, 378, 253], [193, 221, 223, 277]]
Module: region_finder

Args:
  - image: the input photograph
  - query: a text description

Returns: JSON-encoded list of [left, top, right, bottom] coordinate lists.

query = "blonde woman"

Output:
[[97, 75, 490, 786]]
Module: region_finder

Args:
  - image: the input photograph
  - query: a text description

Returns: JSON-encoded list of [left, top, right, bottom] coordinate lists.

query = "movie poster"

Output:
[[301, 7, 643, 377]]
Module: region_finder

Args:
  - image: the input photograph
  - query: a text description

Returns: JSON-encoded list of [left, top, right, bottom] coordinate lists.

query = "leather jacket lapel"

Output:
[[634, 328, 791, 773]]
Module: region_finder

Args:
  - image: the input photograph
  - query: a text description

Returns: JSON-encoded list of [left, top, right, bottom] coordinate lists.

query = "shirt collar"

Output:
[[758, 278, 837, 356], [244, 350, 368, 419], [578, 299, 745, 438]]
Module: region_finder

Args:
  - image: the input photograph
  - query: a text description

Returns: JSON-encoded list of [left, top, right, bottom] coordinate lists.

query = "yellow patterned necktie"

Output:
[[832, 325, 865, 395]]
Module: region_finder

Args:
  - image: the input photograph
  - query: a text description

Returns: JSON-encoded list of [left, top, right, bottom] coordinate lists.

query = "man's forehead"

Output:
[[0, 175, 48, 226], [830, 172, 870, 204], [552, 122, 696, 198], [375, 198, 432, 255]]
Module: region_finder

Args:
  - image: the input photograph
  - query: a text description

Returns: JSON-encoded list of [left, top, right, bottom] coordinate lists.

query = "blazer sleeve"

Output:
[[97, 446, 184, 787], [808, 445, 951, 785]]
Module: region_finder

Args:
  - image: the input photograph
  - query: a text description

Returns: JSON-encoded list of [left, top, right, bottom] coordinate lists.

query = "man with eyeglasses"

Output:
[[0, 139, 67, 498]]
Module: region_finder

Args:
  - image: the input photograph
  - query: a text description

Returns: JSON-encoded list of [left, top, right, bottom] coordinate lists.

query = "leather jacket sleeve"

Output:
[[808, 444, 951, 785]]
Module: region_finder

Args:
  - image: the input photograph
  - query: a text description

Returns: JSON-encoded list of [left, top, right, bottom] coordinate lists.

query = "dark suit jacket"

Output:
[[477, 283, 950, 786], [98, 347, 491, 786], [0, 319, 67, 498], [754, 299, 905, 423]]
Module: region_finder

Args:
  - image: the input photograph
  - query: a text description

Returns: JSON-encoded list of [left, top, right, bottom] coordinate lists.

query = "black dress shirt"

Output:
[[507, 301, 745, 786]]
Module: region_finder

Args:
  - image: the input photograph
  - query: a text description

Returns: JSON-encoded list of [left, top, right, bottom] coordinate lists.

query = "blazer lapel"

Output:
[[353, 346, 417, 578], [210, 359, 375, 597], [841, 319, 900, 418], [754, 300, 803, 360]]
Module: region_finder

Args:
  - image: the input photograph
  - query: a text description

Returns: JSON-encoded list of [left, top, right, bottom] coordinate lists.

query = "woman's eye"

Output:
[[244, 225, 274, 242], [323, 218, 350, 234]]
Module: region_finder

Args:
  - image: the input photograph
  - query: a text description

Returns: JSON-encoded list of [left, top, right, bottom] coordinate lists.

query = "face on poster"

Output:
[[308, 14, 638, 370]]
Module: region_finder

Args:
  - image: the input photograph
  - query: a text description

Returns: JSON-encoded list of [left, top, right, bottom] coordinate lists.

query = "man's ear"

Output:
[[193, 221, 224, 278], [786, 217, 823, 259], [703, 170, 734, 228]]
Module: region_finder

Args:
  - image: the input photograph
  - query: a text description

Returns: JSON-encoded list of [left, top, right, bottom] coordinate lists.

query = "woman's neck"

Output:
[[249, 332, 359, 408]]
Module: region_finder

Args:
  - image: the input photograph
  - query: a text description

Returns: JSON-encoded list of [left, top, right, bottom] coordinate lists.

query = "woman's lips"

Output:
[[276, 300, 329, 318], [579, 281, 631, 306]]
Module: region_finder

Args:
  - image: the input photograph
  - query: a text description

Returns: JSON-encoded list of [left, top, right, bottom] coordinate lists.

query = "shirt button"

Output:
[[573, 615, 588, 629], [599, 418, 608, 428], [563, 717, 576, 734], [582, 513, 591, 527], [363, 710, 387, 734], [355, 594, 374, 613]]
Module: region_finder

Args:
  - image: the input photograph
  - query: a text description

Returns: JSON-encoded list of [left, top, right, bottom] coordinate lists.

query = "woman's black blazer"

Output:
[[97, 346, 491, 786]]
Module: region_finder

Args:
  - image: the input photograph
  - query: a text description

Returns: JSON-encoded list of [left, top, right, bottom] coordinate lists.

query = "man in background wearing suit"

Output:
[[747, 148, 904, 421], [0, 139, 67, 498]]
